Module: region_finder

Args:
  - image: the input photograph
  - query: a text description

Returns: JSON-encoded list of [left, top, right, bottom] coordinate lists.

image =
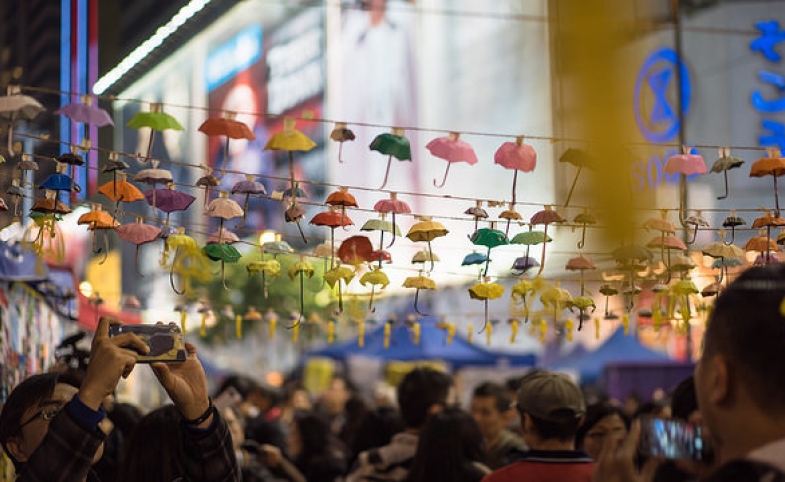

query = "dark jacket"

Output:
[[704, 460, 785, 482]]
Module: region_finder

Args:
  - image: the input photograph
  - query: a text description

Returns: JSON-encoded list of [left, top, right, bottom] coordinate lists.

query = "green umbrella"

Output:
[[370, 128, 412, 189], [510, 226, 552, 271], [361, 214, 401, 267], [470, 226, 509, 276], [126, 103, 183, 161], [203, 243, 241, 290]]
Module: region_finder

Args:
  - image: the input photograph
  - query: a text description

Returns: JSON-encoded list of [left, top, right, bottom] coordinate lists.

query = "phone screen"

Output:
[[639, 417, 713, 462]]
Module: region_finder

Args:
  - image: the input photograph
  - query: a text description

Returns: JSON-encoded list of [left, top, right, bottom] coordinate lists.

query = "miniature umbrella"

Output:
[[499, 204, 523, 236], [703, 236, 744, 284], [664, 146, 707, 223], [744, 229, 780, 262], [403, 272, 436, 316], [288, 257, 315, 326], [646, 234, 687, 281], [722, 212, 746, 244], [77, 204, 119, 262], [264, 234, 294, 257], [0, 86, 44, 154], [465, 200, 489, 232], [511, 256, 539, 275], [55, 94, 112, 127], [412, 250, 440, 265], [25, 211, 64, 260], [196, 169, 220, 209], [338, 236, 375, 266], [231, 175, 267, 227], [494, 136, 536, 205], [246, 253, 281, 298], [530, 206, 564, 275], [164, 229, 210, 295], [54, 150, 86, 196], [462, 252, 488, 266], [361, 213, 400, 267], [40, 163, 80, 202], [370, 128, 412, 189], [599, 284, 619, 319], [310, 206, 354, 269], [198, 112, 256, 172], [684, 211, 710, 244], [264, 116, 316, 205], [559, 148, 593, 208], [330, 122, 355, 163], [144, 183, 196, 228], [573, 210, 596, 250], [470, 224, 509, 276], [427, 132, 478, 188], [469, 278, 505, 332], [98, 172, 144, 214], [374, 192, 411, 247], [205, 192, 245, 288], [540, 281, 573, 324], [7, 178, 24, 216], [711, 147, 744, 200], [116, 216, 162, 275], [566, 255, 597, 329], [511, 278, 539, 323], [284, 182, 308, 243], [126, 103, 183, 161], [31, 189, 71, 215], [511, 225, 552, 269], [135, 161, 174, 212], [323, 265, 355, 312], [325, 186, 359, 223], [101, 152, 130, 206], [406, 217, 449, 271], [360, 266, 390, 312], [750, 148, 785, 216], [752, 211, 785, 264]]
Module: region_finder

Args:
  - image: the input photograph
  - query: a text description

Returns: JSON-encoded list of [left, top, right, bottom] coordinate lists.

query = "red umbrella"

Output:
[[310, 206, 354, 269], [427, 132, 478, 188], [494, 136, 536, 205], [116, 217, 162, 275], [374, 192, 411, 247], [338, 236, 375, 266], [198, 112, 256, 172], [325, 186, 359, 221]]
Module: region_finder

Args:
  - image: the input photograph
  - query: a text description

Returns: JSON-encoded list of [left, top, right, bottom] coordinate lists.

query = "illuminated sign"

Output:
[[750, 20, 785, 150], [266, 20, 324, 114], [206, 25, 263, 92]]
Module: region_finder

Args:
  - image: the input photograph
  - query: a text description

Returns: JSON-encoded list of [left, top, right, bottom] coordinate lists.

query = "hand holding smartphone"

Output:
[[638, 417, 714, 462], [108, 324, 186, 363]]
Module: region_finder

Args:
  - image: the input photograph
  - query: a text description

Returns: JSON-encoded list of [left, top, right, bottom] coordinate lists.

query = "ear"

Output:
[[5, 436, 29, 463], [522, 412, 533, 433], [706, 354, 731, 406]]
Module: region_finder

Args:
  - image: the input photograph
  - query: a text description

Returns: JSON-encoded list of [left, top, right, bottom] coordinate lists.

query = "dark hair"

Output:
[[339, 394, 371, 449], [670, 376, 697, 422], [332, 375, 358, 395], [575, 403, 631, 449], [108, 402, 143, 439], [472, 382, 512, 413], [292, 411, 346, 479], [521, 411, 583, 442], [505, 376, 523, 394], [350, 406, 404, 466], [397, 368, 453, 429], [0, 372, 81, 469], [632, 401, 666, 420], [216, 374, 261, 400], [704, 265, 785, 415], [407, 407, 487, 482], [118, 405, 185, 482]]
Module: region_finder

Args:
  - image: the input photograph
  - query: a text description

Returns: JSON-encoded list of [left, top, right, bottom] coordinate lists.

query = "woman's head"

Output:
[[118, 405, 185, 482], [351, 406, 404, 458], [575, 403, 630, 460], [408, 407, 486, 482], [288, 410, 332, 461]]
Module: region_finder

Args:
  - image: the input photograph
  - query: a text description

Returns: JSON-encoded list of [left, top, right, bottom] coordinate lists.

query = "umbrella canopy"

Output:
[[198, 115, 255, 140], [684, 212, 710, 244], [54, 95, 113, 126], [465, 200, 489, 231], [361, 218, 401, 236], [144, 184, 196, 213], [330, 122, 355, 163], [559, 148, 593, 207], [232, 175, 267, 196], [360, 266, 390, 289], [310, 208, 353, 228], [203, 243, 242, 263], [325, 187, 359, 208], [750, 148, 785, 214], [98, 173, 144, 203], [134, 162, 174, 185], [403, 276, 437, 290], [412, 250, 441, 264], [206, 192, 244, 220], [494, 136, 536, 204], [31, 190, 71, 215], [511, 256, 539, 273], [127, 104, 184, 160], [373, 193, 411, 247], [463, 252, 488, 266], [511, 230, 552, 245], [0, 86, 44, 154], [612, 244, 653, 263], [529, 206, 564, 275], [265, 118, 317, 152], [338, 236, 375, 265], [752, 211, 785, 228], [722, 211, 747, 243], [407, 219, 449, 242], [664, 146, 707, 176], [427, 132, 479, 187], [323, 265, 355, 288], [646, 235, 687, 251], [643, 214, 676, 234], [207, 228, 240, 245], [116, 217, 163, 275], [565, 255, 597, 271], [711, 147, 745, 199], [370, 128, 412, 189], [264, 236, 294, 256]]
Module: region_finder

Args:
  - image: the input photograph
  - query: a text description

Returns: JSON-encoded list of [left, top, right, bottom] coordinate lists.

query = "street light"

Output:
[[258, 230, 277, 245]]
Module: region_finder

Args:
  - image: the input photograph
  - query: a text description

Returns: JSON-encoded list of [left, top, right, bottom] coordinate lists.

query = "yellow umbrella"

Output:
[[265, 117, 316, 225], [540, 281, 573, 322], [469, 280, 505, 333], [247, 259, 281, 298], [403, 274, 437, 315], [288, 257, 315, 326], [165, 229, 210, 296], [359, 266, 390, 312], [406, 217, 449, 271], [324, 265, 355, 312]]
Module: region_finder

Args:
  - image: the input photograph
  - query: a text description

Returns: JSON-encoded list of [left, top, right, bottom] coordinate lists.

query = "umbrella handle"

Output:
[[7, 124, 13, 155], [537, 225, 548, 276], [387, 213, 397, 248], [433, 162, 451, 188], [337, 282, 343, 313], [238, 195, 250, 228], [428, 240, 435, 272], [170, 248, 186, 295], [511, 169, 519, 205], [413, 289, 428, 316], [135, 246, 144, 277], [221, 260, 230, 290], [379, 156, 393, 189], [483, 246, 491, 277], [369, 286, 376, 313], [564, 166, 582, 208], [688, 226, 698, 245], [378, 231, 385, 268], [577, 225, 587, 250], [296, 221, 307, 244], [338, 142, 346, 163], [717, 171, 730, 200]]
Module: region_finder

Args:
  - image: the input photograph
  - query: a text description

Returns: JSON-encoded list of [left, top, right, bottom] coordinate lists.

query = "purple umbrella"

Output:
[[144, 183, 196, 226], [54, 95, 113, 127], [232, 174, 267, 227]]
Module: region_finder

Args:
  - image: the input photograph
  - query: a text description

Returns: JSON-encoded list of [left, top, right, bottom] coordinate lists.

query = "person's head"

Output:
[[351, 406, 404, 460], [118, 405, 184, 482], [407, 407, 486, 482], [623, 392, 641, 417], [0, 372, 85, 470], [695, 265, 785, 452], [217, 374, 275, 417], [575, 403, 630, 460], [288, 410, 332, 462], [321, 376, 355, 416], [470, 382, 514, 442], [397, 367, 453, 430], [516, 371, 586, 447]]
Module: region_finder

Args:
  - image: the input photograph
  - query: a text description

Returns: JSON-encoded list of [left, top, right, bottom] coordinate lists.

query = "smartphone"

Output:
[[108, 324, 186, 363], [639, 417, 714, 462], [214, 386, 243, 412]]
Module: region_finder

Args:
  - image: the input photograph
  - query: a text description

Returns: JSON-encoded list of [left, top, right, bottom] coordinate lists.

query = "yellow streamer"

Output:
[[384, 323, 391, 349], [446, 323, 455, 345], [594, 317, 600, 340], [486, 322, 492, 346], [358, 319, 365, 347], [180, 311, 187, 334], [653, 308, 662, 332], [200, 312, 207, 337], [292, 323, 300, 343], [235, 314, 242, 339], [269, 317, 277, 340], [467, 323, 474, 344], [622, 313, 629, 336], [413, 322, 421, 345], [510, 319, 519, 344], [328, 320, 335, 344], [565, 319, 574, 342], [538, 318, 547, 344]]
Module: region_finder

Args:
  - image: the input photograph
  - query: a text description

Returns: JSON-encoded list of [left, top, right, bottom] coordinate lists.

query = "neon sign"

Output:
[[750, 20, 785, 150]]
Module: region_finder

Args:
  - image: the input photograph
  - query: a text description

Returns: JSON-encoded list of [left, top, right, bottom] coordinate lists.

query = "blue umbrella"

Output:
[[462, 252, 488, 266]]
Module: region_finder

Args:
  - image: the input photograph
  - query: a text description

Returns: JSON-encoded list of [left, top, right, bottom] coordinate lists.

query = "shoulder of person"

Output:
[[705, 460, 785, 482]]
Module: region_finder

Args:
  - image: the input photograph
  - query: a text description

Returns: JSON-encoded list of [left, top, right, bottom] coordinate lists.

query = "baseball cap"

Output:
[[516, 371, 585, 422]]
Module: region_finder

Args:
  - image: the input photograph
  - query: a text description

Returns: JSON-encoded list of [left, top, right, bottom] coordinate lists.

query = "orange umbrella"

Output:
[[499, 204, 523, 236], [752, 210, 785, 264], [744, 229, 780, 265], [78, 204, 119, 261], [325, 186, 358, 222], [98, 172, 144, 214], [198, 112, 256, 172], [750, 147, 785, 215]]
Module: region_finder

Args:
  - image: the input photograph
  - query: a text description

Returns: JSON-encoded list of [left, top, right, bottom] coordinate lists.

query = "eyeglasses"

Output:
[[17, 404, 64, 432]]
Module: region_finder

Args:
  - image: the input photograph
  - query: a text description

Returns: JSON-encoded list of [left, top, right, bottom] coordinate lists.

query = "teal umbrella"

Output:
[[370, 128, 412, 189], [470, 226, 509, 276]]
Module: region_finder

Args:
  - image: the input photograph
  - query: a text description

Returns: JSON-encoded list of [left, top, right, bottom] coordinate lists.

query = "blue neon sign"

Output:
[[750, 20, 785, 150], [634, 47, 692, 144], [206, 25, 263, 92]]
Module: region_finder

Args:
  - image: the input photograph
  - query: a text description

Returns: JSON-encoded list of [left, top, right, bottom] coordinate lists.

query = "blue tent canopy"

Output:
[[551, 327, 671, 383], [307, 318, 536, 369]]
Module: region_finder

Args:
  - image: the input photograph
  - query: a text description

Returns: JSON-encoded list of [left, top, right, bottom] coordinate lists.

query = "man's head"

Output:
[[695, 265, 785, 451], [397, 367, 453, 430], [0, 372, 85, 470], [516, 371, 585, 446], [470, 382, 513, 442]]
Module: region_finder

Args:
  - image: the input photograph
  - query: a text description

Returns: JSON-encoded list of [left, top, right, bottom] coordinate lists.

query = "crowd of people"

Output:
[[3, 264, 785, 481]]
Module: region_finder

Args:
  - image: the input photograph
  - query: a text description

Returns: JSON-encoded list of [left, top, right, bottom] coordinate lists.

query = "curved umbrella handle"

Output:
[[338, 142, 346, 163], [433, 162, 451, 188], [369, 286, 376, 313], [386, 213, 398, 248], [379, 156, 393, 190], [717, 171, 730, 200], [413, 289, 428, 316], [169, 250, 186, 296], [577, 225, 587, 250]]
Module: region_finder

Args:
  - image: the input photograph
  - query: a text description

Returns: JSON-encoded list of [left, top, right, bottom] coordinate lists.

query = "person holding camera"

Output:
[[0, 316, 239, 482]]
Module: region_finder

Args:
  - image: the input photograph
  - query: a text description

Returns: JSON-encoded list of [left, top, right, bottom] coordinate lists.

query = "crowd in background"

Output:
[[4, 264, 785, 482]]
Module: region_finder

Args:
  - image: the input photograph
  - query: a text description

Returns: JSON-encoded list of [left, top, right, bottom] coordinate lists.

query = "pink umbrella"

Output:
[[664, 146, 707, 224], [494, 136, 536, 205], [208, 227, 240, 244], [427, 132, 478, 188], [374, 192, 412, 247], [116, 217, 162, 276], [144, 183, 196, 227]]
